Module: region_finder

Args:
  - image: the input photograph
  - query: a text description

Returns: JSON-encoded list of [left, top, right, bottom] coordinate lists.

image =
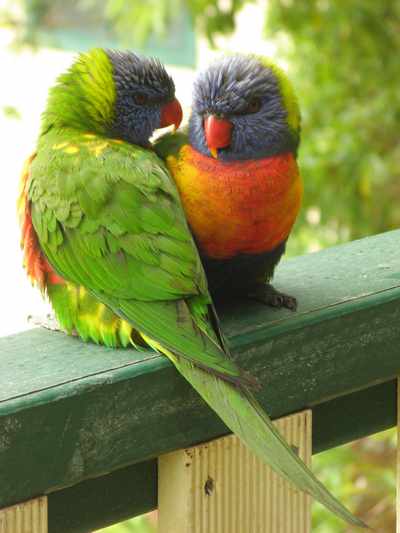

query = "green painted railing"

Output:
[[1, 230, 399, 533]]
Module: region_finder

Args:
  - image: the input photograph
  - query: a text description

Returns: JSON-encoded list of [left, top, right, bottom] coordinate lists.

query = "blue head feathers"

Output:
[[189, 55, 300, 161], [107, 50, 177, 146]]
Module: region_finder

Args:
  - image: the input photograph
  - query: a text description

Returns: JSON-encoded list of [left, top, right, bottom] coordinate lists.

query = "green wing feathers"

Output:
[[31, 133, 205, 301], [47, 282, 134, 348], [29, 131, 244, 385]]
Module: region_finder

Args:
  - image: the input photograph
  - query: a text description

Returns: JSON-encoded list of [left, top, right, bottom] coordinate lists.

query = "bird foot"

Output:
[[247, 284, 297, 311]]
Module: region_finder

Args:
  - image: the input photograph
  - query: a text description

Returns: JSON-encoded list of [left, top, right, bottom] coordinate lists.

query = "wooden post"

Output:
[[159, 410, 311, 533], [0, 497, 47, 533]]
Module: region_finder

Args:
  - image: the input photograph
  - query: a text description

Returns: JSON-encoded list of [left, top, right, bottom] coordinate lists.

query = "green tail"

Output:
[[171, 355, 368, 529]]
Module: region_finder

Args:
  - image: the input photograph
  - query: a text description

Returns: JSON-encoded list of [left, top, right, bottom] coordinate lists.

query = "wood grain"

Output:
[[159, 411, 311, 533], [0, 497, 47, 533]]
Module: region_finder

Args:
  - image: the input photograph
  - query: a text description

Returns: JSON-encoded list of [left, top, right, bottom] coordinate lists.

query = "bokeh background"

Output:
[[0, 0, 398, 531]]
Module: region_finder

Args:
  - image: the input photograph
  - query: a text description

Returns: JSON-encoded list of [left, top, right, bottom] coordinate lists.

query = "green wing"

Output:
[[29, 131, 242, 383]]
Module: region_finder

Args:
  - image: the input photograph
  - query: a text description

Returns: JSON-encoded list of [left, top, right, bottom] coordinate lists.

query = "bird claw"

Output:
[[247, 284, 298, 311]]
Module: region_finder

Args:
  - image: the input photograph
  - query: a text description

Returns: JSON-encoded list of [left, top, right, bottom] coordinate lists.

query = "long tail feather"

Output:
[[166, 353, 368, 529]]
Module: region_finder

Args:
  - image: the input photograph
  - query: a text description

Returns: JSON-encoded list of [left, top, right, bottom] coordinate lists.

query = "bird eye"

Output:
[[134, 93, 148, 105], [247, 97, 262, 114]]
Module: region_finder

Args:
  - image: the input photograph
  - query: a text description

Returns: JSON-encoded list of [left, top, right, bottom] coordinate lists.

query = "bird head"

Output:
[[189, 54, 300, 161], [41, 48, 182, 147], [107, 50, 182, 145]]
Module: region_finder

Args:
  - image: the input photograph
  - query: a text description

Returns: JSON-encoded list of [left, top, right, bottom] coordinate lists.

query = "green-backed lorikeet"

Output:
[[155, 55, 302, 310], [18, 49, 364, 527]]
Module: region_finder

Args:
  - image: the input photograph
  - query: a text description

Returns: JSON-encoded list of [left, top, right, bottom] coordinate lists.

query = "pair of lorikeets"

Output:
[[18, 49, 365, 527]]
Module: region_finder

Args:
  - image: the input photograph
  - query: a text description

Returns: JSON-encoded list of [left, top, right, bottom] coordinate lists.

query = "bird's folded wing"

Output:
[[29, 135, 243, 382]]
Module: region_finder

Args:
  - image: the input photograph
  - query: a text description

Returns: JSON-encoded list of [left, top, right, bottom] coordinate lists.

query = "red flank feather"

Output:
[[18, 154, 65, 291]]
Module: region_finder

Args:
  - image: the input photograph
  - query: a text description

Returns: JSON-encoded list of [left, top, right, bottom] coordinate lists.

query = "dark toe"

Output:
[[283, 295, 298, 311], [247, 285, 298, 312], [269, 293, 284, 307]]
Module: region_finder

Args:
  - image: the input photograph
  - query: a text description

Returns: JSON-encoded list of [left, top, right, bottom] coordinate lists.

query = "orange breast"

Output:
[[166, 145, 303, 260]]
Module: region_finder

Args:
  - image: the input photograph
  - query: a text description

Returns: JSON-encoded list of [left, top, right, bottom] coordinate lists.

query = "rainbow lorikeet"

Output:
[[156, 55, 302, 309], [18, 49, 363, 527]]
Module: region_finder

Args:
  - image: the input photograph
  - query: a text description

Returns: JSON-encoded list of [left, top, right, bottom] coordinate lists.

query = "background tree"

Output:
[[267, 0, 400, 254]]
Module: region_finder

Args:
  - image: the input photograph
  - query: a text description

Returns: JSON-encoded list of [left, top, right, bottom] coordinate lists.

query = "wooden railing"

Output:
[[1, 230, 399, 532]]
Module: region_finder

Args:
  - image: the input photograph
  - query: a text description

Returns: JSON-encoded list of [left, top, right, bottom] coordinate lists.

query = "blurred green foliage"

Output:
[[97, 513, 156, 533], [2, 105, 21, 119], [1, 0, 251, 47], [102, 0, 250, 46], [266, 0, 400, 255], [1, 0, 196, 66], [313, 429, 396, 532]]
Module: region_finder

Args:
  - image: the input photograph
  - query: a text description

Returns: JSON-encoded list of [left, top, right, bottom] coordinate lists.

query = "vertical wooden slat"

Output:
[[0, 497, 47, 533], [397, 378, 399, 533], [159, 410, 311, 533]]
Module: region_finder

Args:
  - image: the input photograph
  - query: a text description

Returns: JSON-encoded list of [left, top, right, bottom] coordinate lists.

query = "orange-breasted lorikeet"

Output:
[[18, 49, 364, 528], [156, 55, 302, 310]]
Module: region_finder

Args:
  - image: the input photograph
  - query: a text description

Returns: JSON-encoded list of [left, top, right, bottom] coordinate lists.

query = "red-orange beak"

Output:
[[204, 115, 233, 158], [160, 98, 183, 130]]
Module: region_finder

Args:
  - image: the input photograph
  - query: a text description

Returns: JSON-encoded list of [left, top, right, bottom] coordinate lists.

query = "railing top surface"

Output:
[[1, 229, 399, 517], [2, 229, 400, 409]]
